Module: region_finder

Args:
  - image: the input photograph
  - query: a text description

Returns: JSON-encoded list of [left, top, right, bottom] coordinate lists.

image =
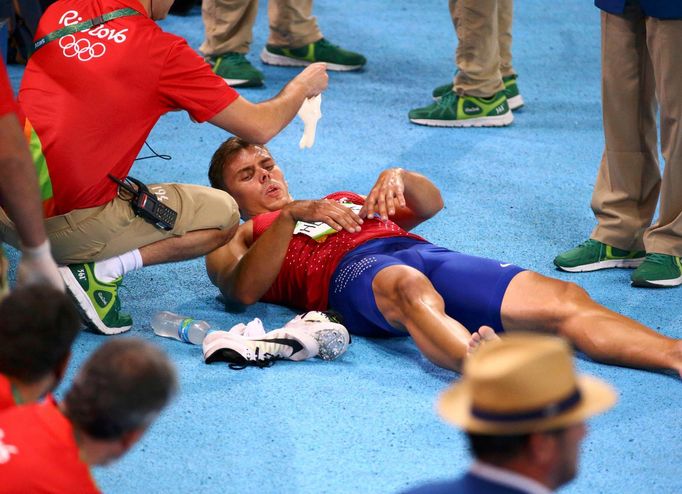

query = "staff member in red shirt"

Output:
[[0, 286, 80, 411], [0, 66, 63, 297], [0, 0, 328, 334], [0, 338, 177, 493]]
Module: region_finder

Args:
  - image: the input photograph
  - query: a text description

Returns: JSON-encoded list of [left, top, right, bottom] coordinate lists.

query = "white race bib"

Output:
[[293, 202, 361, 242]]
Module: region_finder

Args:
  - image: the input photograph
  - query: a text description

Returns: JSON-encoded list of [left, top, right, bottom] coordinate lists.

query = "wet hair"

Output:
[[0, 286, 80, 383], [208, 137, 269, 192], [63, 338, 177, 440]]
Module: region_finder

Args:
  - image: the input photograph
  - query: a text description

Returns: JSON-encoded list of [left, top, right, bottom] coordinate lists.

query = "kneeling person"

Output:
[[205, 137, 682, 375]]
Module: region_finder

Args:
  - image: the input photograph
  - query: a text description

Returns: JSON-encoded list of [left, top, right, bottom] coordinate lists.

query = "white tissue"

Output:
[[297, 94, 322, 149]]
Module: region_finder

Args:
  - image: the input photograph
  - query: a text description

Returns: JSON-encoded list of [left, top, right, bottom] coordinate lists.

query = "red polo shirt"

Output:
[[0, 374, 14, 411], [0, 67, 18, 116], [19, 0, 239, 217], [0, 396, 100, 493]]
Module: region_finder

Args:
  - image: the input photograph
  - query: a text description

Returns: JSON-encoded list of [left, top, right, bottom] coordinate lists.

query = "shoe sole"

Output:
[[555, 258, 645, 272], [507, 94, 524, 110], [410, 111, 513, 128], [631, 275, 682, 288], [59, 267, 132, 335], [219, 77, 264, 88], [433, 93, 524, 111], [312, 328, 349, 360], [260, 48, 364, 71]]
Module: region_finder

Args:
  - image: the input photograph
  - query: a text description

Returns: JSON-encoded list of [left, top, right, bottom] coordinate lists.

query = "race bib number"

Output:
[[293, 202, 361, 242]]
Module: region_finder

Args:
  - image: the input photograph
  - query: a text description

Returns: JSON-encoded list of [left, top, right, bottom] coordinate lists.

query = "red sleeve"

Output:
[[0, 66, 18, 117], [158, 37, 239, 123]]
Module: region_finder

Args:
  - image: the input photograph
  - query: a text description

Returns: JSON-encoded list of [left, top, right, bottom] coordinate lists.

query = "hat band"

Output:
[[471, 388, 582, 423]]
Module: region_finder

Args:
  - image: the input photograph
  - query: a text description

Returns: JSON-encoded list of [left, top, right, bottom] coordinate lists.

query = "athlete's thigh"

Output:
[[499, 270, 572, 333], [421, 246, 525, 333], [328, 252, 408, 337]]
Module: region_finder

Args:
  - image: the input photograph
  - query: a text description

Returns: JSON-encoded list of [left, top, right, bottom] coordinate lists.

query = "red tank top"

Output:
[[251, 191, 424, 310]]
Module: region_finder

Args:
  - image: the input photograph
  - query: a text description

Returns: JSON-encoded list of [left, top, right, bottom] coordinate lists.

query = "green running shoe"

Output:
[[209, 52, 264, 88], [432, 74, 524, 110], [553, 239, 645, 272], [59, 263, 132, 335], [631, 253, 682, 288], [409, 90, 512, 127], [260, 38, 366, 71]]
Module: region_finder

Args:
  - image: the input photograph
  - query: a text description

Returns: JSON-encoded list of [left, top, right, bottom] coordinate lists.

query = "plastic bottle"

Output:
[[151, 311, 210, 345]]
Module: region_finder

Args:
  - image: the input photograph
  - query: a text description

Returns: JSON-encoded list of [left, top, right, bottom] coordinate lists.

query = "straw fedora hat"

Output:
[[438, 333, 617, 434]]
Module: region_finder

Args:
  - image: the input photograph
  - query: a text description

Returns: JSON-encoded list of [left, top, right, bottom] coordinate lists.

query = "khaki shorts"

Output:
[[0, 183, 239, 264]]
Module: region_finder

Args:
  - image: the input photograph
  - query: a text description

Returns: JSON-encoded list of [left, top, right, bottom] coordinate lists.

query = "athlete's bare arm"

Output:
[[209, 63, 328, 144], [359, 168, 444, 231], [206, 200, 363, 305]]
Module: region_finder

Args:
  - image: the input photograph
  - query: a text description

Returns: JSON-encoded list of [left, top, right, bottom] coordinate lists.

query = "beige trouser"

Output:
[[450, 0, 515, 97], [591, 7, 682, 256], [0, 183, 239, 265], [201, 0, 322, 56]]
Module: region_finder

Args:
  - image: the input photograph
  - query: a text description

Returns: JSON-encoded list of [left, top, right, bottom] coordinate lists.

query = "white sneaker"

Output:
[[281, 311, 351, 361], [203, 328, 319, 368]]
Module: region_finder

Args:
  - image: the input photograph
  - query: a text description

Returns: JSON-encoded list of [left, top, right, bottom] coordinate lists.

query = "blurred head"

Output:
[[209, 137, 291, 219], [63, 338, 177, 465], [0, 286, 80, 401], [438, 334, 616, 489]]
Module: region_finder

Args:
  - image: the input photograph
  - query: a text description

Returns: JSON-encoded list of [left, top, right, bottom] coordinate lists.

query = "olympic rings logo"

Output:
[[59, 34, 106, 62]]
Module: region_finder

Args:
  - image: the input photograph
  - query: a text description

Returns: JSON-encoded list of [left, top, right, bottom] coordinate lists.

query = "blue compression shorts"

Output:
[[328, 237, 526, 338]]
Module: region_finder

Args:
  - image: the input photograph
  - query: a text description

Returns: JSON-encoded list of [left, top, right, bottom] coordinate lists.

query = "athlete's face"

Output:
[[222, 146, 291, 219]]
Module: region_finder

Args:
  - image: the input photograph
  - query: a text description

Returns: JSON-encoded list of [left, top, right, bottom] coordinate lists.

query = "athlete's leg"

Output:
[[501, 271, 682, 374], [371, 264, 471, 371]]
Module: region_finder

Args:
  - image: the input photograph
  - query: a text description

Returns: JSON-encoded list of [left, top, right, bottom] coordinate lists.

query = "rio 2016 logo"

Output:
[[57, 10, 129, 61]]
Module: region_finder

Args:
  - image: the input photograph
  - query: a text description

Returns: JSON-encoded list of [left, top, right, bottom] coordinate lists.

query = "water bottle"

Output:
[[151, 311, 210, 345]]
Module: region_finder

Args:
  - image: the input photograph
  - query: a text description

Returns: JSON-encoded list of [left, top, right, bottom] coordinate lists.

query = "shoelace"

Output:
[[228, 348, 276, 370]]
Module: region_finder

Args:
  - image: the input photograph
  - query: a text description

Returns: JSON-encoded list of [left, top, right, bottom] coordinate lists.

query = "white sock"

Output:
[[93, 249, 143, 283]]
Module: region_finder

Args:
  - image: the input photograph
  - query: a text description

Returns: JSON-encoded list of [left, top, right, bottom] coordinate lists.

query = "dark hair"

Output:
[[0, 286, 80, 383], [467, 432, 532, 464], [208, 137, 267, 192], [63, 338, 177, 440], [467, 428, 567, 465]]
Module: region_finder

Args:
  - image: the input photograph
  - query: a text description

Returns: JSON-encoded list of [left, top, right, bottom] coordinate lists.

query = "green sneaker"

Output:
[[59, 263, 132, 335], [260, 38, 366, 71], [554, 239, 646, 272], [209, 52, 264, 88], [631, 253, 682, 288], [408, 90, 512, 127], [432, 74, 524, 110], [502, 74, 524, 110]]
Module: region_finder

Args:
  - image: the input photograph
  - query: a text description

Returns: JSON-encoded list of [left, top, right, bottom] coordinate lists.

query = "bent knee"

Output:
[[375, 266, 443, 314], [209, 191, 240, 231]]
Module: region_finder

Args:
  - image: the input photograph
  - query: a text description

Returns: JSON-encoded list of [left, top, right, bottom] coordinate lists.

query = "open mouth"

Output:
[[265, 184, 280, 196]]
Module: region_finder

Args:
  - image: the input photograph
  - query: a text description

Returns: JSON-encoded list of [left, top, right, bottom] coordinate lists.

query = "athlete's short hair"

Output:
[[0, 286, 80, 383], [63, 338, 177, 440], [208, 137, 270, 192]]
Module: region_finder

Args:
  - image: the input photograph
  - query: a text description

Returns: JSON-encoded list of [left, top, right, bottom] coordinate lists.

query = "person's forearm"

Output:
[[0, 116, 48, 248], [223, 214, 297, 305], [402, 170, 444, 220]]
